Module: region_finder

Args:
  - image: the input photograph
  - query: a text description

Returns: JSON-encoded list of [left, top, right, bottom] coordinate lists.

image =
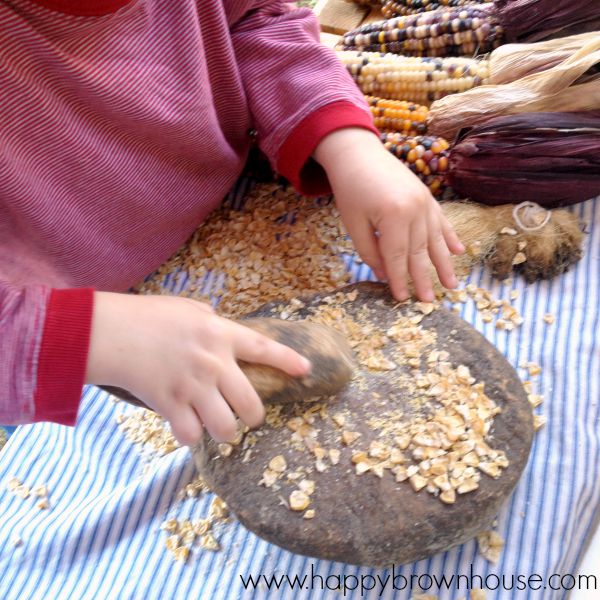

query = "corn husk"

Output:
[[428, 35, 600, 140], [447, 111, 600, 207], [493, 0, 600, 43], [489, 32, 600, 84]]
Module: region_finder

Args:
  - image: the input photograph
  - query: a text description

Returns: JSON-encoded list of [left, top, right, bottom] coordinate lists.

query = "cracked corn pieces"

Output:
[[194, 282, 534, 567]]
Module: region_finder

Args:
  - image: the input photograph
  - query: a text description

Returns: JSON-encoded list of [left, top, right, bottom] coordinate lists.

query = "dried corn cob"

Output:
[[381, 132, 450, 195], [338, 51, 490, 105], [494, 0, 600, 43], [382, 0, 485, 18], [448, 111, 600, 207], [340, 4, 503, 57], [367, 96, 429, 134]]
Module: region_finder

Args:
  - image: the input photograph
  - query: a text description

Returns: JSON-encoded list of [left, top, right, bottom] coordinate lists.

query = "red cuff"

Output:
[[277, 101, 379, 196], [34, 288, 95, 426], [29, 0, 131, 16]]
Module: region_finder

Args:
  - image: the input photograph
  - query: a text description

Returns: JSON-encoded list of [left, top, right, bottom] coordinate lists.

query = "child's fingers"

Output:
[[341, 214, 386, 279], [167, 404, 204, 447], [183, 298, 216, 313], [193, 387, 239, 443], [379, 221, 410, 300], [373, 265, 387, 281], [408, 220, 435, 302], [219, 363, 265, 429], [427, 214, 458, 290], [232, 327, 311, 377], [440, 213, 465, 255]]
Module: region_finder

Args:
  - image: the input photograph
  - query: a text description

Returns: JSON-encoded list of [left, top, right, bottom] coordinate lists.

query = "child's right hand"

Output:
[[85, 292, 311, 446]]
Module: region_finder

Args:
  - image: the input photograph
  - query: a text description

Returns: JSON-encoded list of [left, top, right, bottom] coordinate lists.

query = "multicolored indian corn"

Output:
[[381, 131, 451, 195], [337, 51, 490, 105], [340, 4, 503, 57], [367, 96, 430, 134], [382, 0, 486, 18]]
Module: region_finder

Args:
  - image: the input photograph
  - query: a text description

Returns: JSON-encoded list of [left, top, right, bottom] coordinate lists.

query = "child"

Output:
[[0, 0, 463, 447]]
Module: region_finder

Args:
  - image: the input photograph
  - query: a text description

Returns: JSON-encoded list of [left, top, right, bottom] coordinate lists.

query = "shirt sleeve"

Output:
[[0, 280, 94, 426], [229, 1, 379, 195]]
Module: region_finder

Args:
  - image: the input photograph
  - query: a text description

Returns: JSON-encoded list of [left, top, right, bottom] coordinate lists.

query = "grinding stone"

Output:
[[236, 318, 355, 405], [195, 282, 534, 567], [100, 318, 355, 409]]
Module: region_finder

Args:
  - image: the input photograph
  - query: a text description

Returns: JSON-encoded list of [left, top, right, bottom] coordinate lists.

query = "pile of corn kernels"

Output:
[[124, 183, 549, 565], [216, 293, 510, 521], [134, 183, 353, 318]]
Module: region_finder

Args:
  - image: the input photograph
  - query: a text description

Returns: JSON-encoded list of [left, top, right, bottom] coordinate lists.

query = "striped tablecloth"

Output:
[[0, 190, 598, 600]]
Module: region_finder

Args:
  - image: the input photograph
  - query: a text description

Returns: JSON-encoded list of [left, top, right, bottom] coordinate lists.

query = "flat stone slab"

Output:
[[195, 282, 533, 567]]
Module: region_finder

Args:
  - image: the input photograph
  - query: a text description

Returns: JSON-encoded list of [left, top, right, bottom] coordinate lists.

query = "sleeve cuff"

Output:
[[29, 0, 130, 16], [277, 100, 379, 196], [34, 288, 95, 426]]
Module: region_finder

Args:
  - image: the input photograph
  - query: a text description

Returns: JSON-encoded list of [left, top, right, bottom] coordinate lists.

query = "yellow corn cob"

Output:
[[366, 96, 429, 134], [340, 4, 503, 58], [382, 0, 486, 18], [338, 51, 490, 105], [381, 131, 450, 195]]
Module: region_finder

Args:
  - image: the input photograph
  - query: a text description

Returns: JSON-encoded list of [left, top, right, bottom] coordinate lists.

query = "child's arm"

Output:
[[313, 128, 465, 302], [0, 282, 309, 445], [85, 292, 310, 446], [228, 1, 463, 301], [0, 282, 93, 426], [228, 0, 376, 196]]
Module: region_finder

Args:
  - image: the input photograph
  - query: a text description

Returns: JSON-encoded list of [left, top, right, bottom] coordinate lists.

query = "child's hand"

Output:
[[314, 128, 464, 302], [86, 292, 311, 446]]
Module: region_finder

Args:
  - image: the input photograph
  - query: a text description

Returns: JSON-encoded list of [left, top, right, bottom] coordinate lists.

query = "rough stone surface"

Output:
[[195, 282, 534, 567]]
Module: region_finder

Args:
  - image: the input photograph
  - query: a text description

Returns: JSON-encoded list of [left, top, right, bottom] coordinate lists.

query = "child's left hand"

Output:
[[314, 127, 464, 302]]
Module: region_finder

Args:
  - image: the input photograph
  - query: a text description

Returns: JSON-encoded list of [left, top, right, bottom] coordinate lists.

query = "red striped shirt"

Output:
[[0, 0, 376, 425]]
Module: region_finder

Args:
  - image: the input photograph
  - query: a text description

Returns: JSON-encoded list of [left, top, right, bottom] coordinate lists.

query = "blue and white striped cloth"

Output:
[[0, 189, 599, 600]]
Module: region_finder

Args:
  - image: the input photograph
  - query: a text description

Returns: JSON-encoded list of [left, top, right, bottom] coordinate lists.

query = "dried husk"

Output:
[[428, 36, 600, 140], [493, 0, 600, 42], [447, 111, 600, 207], [489, 32, 600, 84]]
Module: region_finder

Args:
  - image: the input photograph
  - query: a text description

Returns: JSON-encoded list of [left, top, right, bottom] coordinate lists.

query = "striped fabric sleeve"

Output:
[[229, 1, 378, 192], [277, 100, 379, 195], [0, 282, 93, 426]]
